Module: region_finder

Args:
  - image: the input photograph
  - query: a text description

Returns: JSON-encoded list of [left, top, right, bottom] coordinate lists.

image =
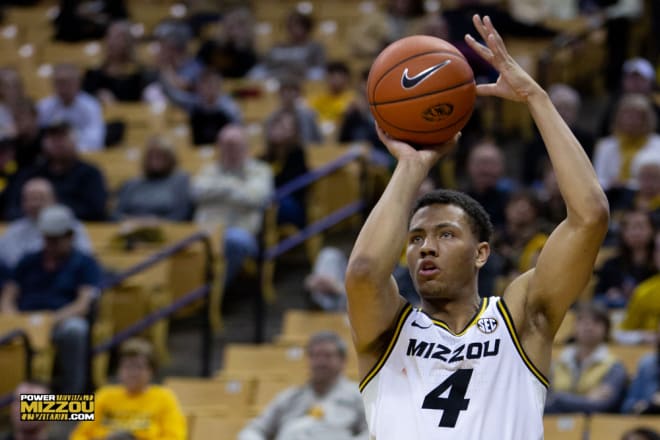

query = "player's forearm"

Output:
[[347, 159, 430, 283], [527, 90, 609, 225]]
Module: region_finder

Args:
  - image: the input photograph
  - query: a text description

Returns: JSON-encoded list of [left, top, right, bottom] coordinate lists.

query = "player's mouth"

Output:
[[418, 260, 440, 277]]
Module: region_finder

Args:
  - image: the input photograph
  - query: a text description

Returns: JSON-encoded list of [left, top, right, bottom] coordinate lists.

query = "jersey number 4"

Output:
[[422, 368, 473, 428]]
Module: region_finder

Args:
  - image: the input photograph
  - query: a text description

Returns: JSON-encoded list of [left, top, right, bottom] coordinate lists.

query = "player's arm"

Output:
[[345, 127, 453, 355], [466, 15, 609, 334]]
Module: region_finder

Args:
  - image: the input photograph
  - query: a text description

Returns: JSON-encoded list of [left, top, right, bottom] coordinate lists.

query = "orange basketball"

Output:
[[367, 35, 476, 147]]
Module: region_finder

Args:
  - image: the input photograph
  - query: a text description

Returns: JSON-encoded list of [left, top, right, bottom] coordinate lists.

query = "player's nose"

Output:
[[419, 237, 438, 257]]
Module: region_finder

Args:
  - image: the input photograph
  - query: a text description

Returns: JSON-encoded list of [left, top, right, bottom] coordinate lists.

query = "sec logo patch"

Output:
[[477, 318, 498, 334]]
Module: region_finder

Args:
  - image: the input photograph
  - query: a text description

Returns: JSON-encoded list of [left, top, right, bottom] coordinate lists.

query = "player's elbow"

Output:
[[572, 193, 610, 231], [345, 256, 379, 291]]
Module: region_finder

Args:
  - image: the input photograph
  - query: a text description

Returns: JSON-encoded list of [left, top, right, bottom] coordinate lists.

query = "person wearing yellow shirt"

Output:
[[70, 338, 186, 440], [309, 62, 355, 126]]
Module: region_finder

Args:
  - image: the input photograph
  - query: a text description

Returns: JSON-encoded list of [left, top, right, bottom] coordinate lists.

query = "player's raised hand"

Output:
[[375, 123, 458, 168], [465, 14, 543, 103]]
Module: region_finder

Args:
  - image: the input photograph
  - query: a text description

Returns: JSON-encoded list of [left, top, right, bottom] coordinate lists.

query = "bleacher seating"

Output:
[[543, 414, 587, 440]]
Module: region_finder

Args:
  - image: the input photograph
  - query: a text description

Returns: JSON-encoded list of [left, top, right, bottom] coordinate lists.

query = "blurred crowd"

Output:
[[0, 0, 658, 438]]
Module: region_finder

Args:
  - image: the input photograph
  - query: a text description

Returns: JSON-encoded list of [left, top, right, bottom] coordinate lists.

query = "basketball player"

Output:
[[345, 15, 609, 439]]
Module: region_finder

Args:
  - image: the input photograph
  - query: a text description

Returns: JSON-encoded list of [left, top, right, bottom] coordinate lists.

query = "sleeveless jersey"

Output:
[[360, 296, 548, 440]]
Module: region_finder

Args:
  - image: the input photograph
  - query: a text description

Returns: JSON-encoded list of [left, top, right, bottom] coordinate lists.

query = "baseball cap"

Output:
[[37, 204, 75, 237], [622, 58, 656, 81]]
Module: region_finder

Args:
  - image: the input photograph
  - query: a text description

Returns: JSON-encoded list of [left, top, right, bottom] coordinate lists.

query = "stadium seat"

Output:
[[543, 414, 587, 440], [0, 337, 29, 397], [190, 415, 251, 440], [589, 414, 660, 439], [276, 309, 352, 345], [164, 376, 253, 416], [608, 344, 655, 377]]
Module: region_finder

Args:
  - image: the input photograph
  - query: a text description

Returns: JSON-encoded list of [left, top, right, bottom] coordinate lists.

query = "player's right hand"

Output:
[[375, 123, 458, 168]]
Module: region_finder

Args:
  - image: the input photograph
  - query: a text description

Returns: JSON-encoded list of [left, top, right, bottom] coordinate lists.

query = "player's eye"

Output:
[[441, 231, 454, 238], [410, 235, 423, 244]]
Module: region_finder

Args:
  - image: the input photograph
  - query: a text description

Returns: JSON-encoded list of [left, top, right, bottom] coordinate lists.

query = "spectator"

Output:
[[463, 139, 511, 229], [250, 10, 326, 81], [305, 247, 348, 311], [70, 338, 187, 440], [599, 57, 660, 137], [621, 322, 660, 414], [347, 0, 427, 59], [161, 68, 241, 146], [622, 428, 660, 440], [5, 121, 108, 221], [54, 0, 128, 42], [12, 98, 43, 170], [617, 230, 660, 344], [262, 109, 308, 229], [115, 136, 192, 221], [82, 20, 153, 104], [0, 204, 102, 393], [196, 7, 258, 78], [238, 332, 367, 440], [595, 209, 656, 308], [0, 137, 20, 218], [266, 76, 322, 144], [191, 124, 273, 284], [0, 67, 28, 117], [0, 178, 91, 267], [1, 381, 56, 440], [309, 62, 355, 126], [609, 151, 660, 226], [523, 84, 595, 185], [535, 161, 566, 228], [153, 20, 203, 91], [37, 64, 105, 152], [593, 93, 660, 191], [545, 302, 628, 414]]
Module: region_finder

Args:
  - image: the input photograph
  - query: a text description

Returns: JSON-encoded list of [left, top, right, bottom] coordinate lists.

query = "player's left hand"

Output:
[[465, 14, 543, 103]]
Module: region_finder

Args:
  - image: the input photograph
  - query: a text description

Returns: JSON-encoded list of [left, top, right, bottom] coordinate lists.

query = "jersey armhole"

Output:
[[496, 299, 550, 388], [358, 303, 413, 393]]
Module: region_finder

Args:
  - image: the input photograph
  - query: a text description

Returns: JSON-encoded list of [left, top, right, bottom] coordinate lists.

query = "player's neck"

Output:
[[420, 294, 482, 333]]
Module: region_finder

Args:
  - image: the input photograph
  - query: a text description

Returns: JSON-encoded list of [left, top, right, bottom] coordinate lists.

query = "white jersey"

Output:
[[360, 296, 548, 440]]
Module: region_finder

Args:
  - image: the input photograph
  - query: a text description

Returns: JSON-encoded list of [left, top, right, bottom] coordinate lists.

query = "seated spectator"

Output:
[[608, 151, 660, 228], [6, 121, 108, 221], [0, 67, 28, 117], [82, 20, 153, 105], [621, 323, 660, 414], [161, 68, 241, 145], [0, 205, 102, 393], [1, 381, 56, 440], [12, 98, 43, 170], [535, 160, 566, 228], [595, 209, 656, 308], [262, 109, 308, 229], [492, 190, 549, 279], [266, 76, 322, 144], [462, 139, 511, 229], [37, 64, 105, 152], [599, 58, 660, 137], [309, 62, 355, 126], [305, 247, 347, 311], [196, 7, 257, 78], [622, 428, 660, 440], [191, 124, 273, 285], [54, 0, 128, 42], [115, 136, 191, 221], [593, 93, 660, 191], [70, 338, 187, 440], [545, 303, 628, 414], [0, 137, 20, 218], [523, 84, 595, 185], [617, 231, 660, 344], [347, 0, 427, 59], [0, 178, 91, 267], [153, 20, 204, 92], [250, 9, 325, 81], [238, 332, 367, 440]]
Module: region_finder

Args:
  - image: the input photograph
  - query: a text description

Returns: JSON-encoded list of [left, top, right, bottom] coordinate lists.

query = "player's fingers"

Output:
[[475, 83, 500, 97], [483, 17, 509, 58], [374, 122, 394, 144], [471, 14, 488, 41], [465, 34, 493, 62]]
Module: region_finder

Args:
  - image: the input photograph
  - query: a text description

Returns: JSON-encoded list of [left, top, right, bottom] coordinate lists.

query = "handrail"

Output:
[[0, 328, 34, 409]]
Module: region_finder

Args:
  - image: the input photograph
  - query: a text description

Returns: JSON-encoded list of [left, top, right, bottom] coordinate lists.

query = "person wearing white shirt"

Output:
[[37, 63, 105, 152]]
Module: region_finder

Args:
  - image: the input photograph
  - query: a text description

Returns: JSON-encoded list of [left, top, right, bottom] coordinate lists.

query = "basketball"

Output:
[[367, 35, 476, 147]]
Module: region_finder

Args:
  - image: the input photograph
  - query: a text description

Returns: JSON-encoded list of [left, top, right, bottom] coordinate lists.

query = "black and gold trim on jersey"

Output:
[[359, 303, 413, 393], [423, 297, 489, 336], [496, 300, 550, 388]]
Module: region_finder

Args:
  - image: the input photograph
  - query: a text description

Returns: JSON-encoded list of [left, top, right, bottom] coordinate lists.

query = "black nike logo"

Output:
[[401, 60, 451, 89], [411, 320, 432, 329]]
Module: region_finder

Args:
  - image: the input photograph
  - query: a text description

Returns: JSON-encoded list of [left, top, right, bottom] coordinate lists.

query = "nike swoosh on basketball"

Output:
[[411, 320, 432, 329], [401, 60, 452, 89]]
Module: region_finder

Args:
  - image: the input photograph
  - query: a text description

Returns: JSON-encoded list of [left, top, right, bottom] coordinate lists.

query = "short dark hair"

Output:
[[326, 61, 350, 76], [410, 189, 493, 242], [306, 331, 347, 359], [575, 302, 611, 341], [119, 338, 157, 371]]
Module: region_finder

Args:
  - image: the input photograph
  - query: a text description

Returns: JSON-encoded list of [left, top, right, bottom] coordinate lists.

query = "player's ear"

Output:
[[475, 242, 490, 269]]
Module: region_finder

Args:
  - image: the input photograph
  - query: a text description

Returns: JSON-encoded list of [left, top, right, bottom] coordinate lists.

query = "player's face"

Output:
[[407, 204, 487, 299]]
